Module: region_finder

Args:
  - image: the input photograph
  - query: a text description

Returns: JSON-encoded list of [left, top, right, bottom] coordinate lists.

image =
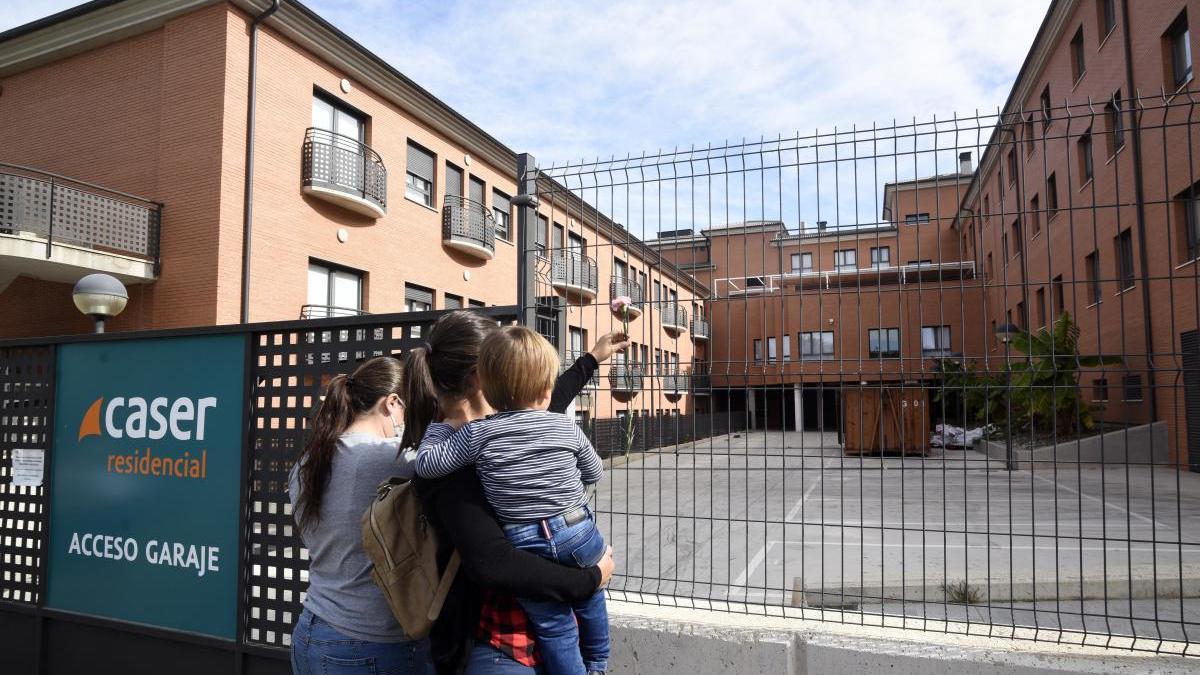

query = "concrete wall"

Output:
[[607, 601, 1194, 674]]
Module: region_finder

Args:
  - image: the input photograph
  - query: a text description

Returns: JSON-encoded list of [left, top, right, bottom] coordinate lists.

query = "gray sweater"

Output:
[[289, 432, 416, 642]]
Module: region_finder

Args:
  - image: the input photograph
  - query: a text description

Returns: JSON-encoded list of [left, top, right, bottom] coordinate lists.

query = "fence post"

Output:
[[515, 153, 538, 328]]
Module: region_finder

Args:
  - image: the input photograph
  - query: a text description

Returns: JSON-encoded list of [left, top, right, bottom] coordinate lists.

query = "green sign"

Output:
[[47, 334, 245, 639]]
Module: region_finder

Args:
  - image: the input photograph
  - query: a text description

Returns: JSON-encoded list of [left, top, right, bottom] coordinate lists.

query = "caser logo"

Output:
[[78, 396, 218, 442]]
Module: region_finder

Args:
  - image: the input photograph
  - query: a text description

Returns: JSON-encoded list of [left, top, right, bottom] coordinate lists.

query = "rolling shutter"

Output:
[[407, 142, 434, 182]]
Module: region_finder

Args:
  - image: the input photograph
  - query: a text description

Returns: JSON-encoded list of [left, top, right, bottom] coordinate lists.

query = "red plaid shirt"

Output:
[[477, 589, 538, 667]]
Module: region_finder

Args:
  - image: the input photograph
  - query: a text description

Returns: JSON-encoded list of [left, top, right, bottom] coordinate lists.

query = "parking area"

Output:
[[595, 429, 1200, 644]]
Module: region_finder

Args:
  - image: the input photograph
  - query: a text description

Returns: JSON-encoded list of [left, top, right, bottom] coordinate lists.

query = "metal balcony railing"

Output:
[[690, 317, 710, 341], [660, 301, 688, 333], [299, 304, 370, 319], [660, 370, 689, 394], [689, 364, 711, 394], [441, 195, 497, 259], [550, 250, 600, 298], [609, 277, 644, 317], [609, 363, 644, 392], [300, 128, 387, 217], [0, 162, 162, 265]]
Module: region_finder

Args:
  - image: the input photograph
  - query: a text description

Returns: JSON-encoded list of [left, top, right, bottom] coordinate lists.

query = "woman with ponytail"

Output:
[[289, 356, 434, 675], [403, 310, 628, 675]]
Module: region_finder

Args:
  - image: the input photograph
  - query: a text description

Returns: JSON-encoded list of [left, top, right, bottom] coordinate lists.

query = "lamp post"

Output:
[[73, 273, 128, 334], [994, 322, 1021, 471]]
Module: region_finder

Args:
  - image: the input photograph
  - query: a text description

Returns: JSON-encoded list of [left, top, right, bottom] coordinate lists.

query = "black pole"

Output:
[[515, 153, 539, 328], [240, 0, 282, 324]]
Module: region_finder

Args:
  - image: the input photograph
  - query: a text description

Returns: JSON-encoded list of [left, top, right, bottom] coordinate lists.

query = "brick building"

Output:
[[0, 0, 706, 422]]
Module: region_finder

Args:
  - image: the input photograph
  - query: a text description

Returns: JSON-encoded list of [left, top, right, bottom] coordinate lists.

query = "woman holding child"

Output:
[[290, 311, 624, 675]]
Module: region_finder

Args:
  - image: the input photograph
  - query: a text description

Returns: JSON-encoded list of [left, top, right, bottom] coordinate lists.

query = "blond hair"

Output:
[[478, 326, 560, 411]]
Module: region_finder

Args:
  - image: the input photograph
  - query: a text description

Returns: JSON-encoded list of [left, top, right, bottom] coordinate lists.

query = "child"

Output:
[[415, 326, 609, 675]]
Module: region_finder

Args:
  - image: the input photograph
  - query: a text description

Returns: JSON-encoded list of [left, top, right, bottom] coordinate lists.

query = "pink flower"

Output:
[[610, 296, 634, 317]]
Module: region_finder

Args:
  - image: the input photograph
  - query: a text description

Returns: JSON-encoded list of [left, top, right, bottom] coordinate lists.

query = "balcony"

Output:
[[609, 277, 644, 319], [689, 365, 711, 395], [301, 128, 387, 218], [609, 363, 644, 403], [717, 260, 977, 296], [691, 317, 710, 341], [299, 305, 370, 319], [550, 251, 599, 300], [0, 163, 161, 289], [441, 195, 496, 260], [660, 301, 688, 335], [660, 370, 689, 401]]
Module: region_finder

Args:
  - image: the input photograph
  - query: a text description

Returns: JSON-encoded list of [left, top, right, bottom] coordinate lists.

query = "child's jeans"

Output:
[[502, 504, 609, 675]]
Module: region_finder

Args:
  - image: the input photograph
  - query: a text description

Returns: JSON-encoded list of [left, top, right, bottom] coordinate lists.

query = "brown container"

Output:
[[841, 387, 930, 456]]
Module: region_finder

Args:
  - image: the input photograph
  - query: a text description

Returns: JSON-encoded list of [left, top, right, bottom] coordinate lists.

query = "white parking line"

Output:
[[732, 457, 833, 587], [1031, 473, 1162, 529]]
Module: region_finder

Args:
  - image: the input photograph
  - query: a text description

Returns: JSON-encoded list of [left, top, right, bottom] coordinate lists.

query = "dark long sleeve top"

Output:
[[421, 351, 601, 671]]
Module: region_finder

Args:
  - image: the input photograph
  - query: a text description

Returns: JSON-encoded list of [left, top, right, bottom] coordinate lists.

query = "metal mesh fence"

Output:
[[521, 94, 1200, 655]]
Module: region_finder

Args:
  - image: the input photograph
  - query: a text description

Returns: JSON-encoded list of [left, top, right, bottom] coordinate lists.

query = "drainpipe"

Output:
[[1120, 0, 1158, 422], [240, 0, 282, 324]]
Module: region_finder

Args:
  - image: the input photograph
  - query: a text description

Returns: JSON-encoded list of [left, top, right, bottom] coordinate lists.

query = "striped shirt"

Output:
[[415, 409, 603, 523]]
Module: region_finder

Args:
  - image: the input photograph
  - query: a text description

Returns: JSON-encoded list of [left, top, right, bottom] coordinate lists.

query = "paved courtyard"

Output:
[[595, 430, 1200, 645]]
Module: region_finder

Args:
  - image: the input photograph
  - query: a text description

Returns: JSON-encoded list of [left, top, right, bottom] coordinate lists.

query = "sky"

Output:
[[2, 0, 1052, 233]]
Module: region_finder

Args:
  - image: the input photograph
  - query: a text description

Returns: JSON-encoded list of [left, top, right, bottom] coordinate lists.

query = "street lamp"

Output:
[[994, 322, 1020, 471], [73, 273, 128, 334]]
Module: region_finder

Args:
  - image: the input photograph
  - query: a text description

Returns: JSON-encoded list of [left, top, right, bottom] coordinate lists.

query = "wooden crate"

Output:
[[841, 388, 929, 456]]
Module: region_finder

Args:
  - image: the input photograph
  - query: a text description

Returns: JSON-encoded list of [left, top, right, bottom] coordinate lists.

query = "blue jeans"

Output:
[[465, 642, 541, 674], [503, 506, 609, 675], [291, 608, 436, 675]]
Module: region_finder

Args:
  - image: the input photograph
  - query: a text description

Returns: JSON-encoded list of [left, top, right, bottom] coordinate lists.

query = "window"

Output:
[[1007, 147, 1017, 185], [800, 331, 834, 359], [834, 249, 857, 271], [469, 176, 486, 220], [492, 189, 512, 240], [613, 258, 627, 279], [1011, 219, 1022, 257], [405, 283, 434, 312], [405, 141, 435, 207], [1182, 183, 1200, 261], [1046, 173, 1059, 218], [1041, 84, 1053, 130], [1002, 230, 1009, 261], [468, 299, 486, 309], [568, 232, 586, 258], [905, 213, 931, 225], [870, 246, 891, 268], [639, 271, 649, 299], [987, 252, 994, 278], [1123, 375, 1144, 401], [921, 326, 952, 355], [789, 252, 814, 273], [312, 91, 365, 143], [1116, 228, 1135, 290], [653, 281, 662, 304], [306, 260, 362, 317], [1053, 275, 1065, 317], [782, 335, 792, 361], [1024, 114, 1036, 157], [552, 222, 564, 251], [1016, 301, 1027, 330], [991, 319, 998, 348], [983, 194, 991, 221], [907, 259, 933, 266], [753, 339, 763, 363], [445, 162, 464, 200], [767, 337, 778, 364], [570, 327, 586, 361], [1166, 10, 1193, 90], [535, 214, 548, 256], [655, 348, 663, 373], [1098, 0, 1116, 37], [1078, 128, 1094, 184], [1030, 194, 1041, 235], [1070, 26, 1086, 82], [1106, 92, 1125, 157], [1094, 378, 1109, 402], [1036, 287, 1046, 328], [1086, 249, 1102, 304], [444, 293, 463, 310], [868, 328, 900, 359]]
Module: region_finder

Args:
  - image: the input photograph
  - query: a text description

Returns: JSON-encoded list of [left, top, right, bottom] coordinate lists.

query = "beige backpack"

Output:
[[362, 476, 461, 639]]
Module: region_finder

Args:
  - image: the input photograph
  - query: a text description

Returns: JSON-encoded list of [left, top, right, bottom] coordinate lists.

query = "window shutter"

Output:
[[444, 294, 462, 309], [405, 284, 433, 307], [407, 142, 435, 182], [469, 177, 485, 204], [446, 164, 463, 198], [493, 190, 511, 214]]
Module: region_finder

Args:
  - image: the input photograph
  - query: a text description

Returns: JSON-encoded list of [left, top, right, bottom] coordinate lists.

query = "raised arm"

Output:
[[414, 423, 479, 479], [431, 468, 602, 602], [573, 424, 603, 485]]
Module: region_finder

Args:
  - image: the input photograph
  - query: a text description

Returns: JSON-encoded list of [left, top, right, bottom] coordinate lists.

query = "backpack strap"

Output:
[[426, 550, 461, 621]]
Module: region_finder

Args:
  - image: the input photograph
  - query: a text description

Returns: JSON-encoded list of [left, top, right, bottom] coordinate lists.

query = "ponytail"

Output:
[[400, 310, 500, 449], [401, 346, 438, 450], [296, 356, 404, 529]]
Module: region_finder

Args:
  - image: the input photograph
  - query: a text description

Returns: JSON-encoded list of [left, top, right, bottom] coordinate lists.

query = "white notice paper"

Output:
[[11, 448, 44, 487]]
